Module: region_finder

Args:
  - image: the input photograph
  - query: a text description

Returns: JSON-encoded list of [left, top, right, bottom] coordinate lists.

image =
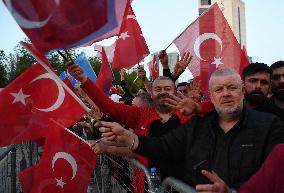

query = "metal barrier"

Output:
[[1, 143, 197, 193], [0, 142, 40, 193], [90, 154, 156, 193], [161, 177, 197, 193]]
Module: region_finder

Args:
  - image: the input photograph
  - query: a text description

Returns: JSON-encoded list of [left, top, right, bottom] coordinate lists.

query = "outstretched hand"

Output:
[[164, 91, 198, 116], [97, 121, 134, 147], [172, 52, 193, 79], [67, 62, 87, 83], [196, 170, 230, 193], [137, 66, 147, 81], [158, 50, 169, 69]]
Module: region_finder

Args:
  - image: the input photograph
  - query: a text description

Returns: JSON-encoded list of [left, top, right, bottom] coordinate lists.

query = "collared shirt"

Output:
[[210, 110, 245, 184]]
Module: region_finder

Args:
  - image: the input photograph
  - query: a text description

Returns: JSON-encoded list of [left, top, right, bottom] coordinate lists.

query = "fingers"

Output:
[[176, 53, 180, 63], [201, 170, 221, 183], [196, 184, 216, 192], [164, 98, 178, 108], [99, 126, 112, 133], [176, 91, 186, 99]]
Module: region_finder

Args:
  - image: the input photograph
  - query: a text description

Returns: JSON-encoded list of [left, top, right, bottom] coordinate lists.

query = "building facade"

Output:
[[198, 0, 247, 48]]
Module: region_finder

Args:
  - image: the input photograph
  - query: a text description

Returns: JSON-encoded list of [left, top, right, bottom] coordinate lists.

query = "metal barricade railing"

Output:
[[0, 142, 40, 193], [161, 177, 197, 193], [90, 154, 156, 193], [0, 145, 16, 193]]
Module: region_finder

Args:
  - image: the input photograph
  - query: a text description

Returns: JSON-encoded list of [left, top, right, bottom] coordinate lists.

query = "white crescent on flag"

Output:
[[193, 33, 223, 61], [3, 0, 61, 29], [52, 152, 78, 180], [29, 73, 65, 112]]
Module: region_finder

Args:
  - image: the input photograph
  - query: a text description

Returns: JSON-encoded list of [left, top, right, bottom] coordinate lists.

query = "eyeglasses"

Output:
[[272, 74, 284, 80]]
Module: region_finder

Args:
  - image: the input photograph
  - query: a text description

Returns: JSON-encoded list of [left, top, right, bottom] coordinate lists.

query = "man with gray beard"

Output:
[[98, 68, 284, 193]]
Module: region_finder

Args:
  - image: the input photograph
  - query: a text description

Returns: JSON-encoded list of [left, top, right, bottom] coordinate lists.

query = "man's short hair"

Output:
[[152, 76, 175, 88], [243, 62, 272, 78], [177, 82, 190, 88], [271, 61, 284, 70], [209, 67, 242, 89]]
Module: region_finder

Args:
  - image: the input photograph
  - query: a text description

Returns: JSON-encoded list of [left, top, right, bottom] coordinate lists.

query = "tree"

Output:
[[6, 42, 36, 82], [0, 50, 8, 87]]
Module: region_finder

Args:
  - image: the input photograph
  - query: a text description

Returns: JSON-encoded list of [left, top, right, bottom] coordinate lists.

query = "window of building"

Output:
[[201, 0, 211, 6]]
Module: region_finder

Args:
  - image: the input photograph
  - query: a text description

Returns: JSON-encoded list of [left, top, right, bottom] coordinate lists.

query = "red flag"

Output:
[[95, 47, 114, 94], [173, 3, 242, 95], [3, 0, 128, 53], [0, 63, 88, 146], [19, 165, 38, 193], [94, 42, 116, 63], [148, 55, 159, 80], [62, 77, 77, 96], [112, 4, 150, 70], [240, 46, 249, 79], [30, 128, 98, 193]]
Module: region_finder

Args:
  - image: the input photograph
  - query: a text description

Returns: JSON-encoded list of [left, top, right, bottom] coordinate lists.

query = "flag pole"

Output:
[[57, 50, 69, 62], [64, 49, 75, 63]]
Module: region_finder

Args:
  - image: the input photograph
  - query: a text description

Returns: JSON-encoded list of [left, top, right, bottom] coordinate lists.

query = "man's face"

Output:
[[271, 66, 284, 101], [244, 72, 270, 106], [210, 75, 244, 117], [177, 85, 189, 96], [151, 79, 175, 112]]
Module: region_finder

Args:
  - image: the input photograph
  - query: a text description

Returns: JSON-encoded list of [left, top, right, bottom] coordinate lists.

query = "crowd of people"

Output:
[[66, 51, 284, 193]]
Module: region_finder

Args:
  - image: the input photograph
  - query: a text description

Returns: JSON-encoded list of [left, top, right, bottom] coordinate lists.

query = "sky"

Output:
[[0, 0, 283, 81]]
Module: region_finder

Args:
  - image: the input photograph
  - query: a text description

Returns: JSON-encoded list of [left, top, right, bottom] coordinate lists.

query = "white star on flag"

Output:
[[119, 31, 130, 40], [55, 177, 66, 188], [126, 15, 136, 20], [10, 88, 30, 106], [211, 57, 223, 67]]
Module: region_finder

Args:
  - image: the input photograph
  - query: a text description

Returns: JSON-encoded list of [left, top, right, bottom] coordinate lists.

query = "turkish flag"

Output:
[[3, 0, 128, 53], [112, 3, 150, 70], [148, 55, 159, 81], [19, 164, 38, 193], [94, 42, 116, 63], [95, 46, 114, 95], [173, 3, 242, 95], [30, 127, 98, 193], [240, 46, 249, 79], [0, 63, 88, 146]]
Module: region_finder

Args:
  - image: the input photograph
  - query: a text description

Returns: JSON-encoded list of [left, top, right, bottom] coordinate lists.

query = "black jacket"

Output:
[[135, 109, 284, 189]]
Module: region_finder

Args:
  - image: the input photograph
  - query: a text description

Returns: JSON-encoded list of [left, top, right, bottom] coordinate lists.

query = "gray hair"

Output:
[[135, 90, 153, 106], [209, 67, 243, 90]]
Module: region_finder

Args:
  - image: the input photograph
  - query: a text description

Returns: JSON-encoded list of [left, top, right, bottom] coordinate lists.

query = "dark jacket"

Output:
[[239, 144, 284, 193], [135, 109, 284, 189], [254, 96, 284, 122]]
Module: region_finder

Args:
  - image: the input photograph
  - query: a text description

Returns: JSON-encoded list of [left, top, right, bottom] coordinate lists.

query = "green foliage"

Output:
[[88, 56, 102, 75], [2, 41, 143, 95], [0, 50, 8, 87]]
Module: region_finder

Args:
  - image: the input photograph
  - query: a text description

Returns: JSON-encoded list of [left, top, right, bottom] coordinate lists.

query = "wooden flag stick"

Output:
[[57, 50, 69, 62], [64, 49, 75, 63]]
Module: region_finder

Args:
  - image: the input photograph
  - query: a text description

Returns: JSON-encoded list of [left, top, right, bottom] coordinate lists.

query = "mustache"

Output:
[[275, 84, 284, 90], [157, 93, 170, 99], [249, 90, 265, 96]]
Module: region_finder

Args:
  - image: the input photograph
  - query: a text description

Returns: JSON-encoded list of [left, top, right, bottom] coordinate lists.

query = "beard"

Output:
[[153, 93, 172, 113], [245, 90, 267, 106], [272, 83, 284, 101], [215, 100, 243, 119]]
